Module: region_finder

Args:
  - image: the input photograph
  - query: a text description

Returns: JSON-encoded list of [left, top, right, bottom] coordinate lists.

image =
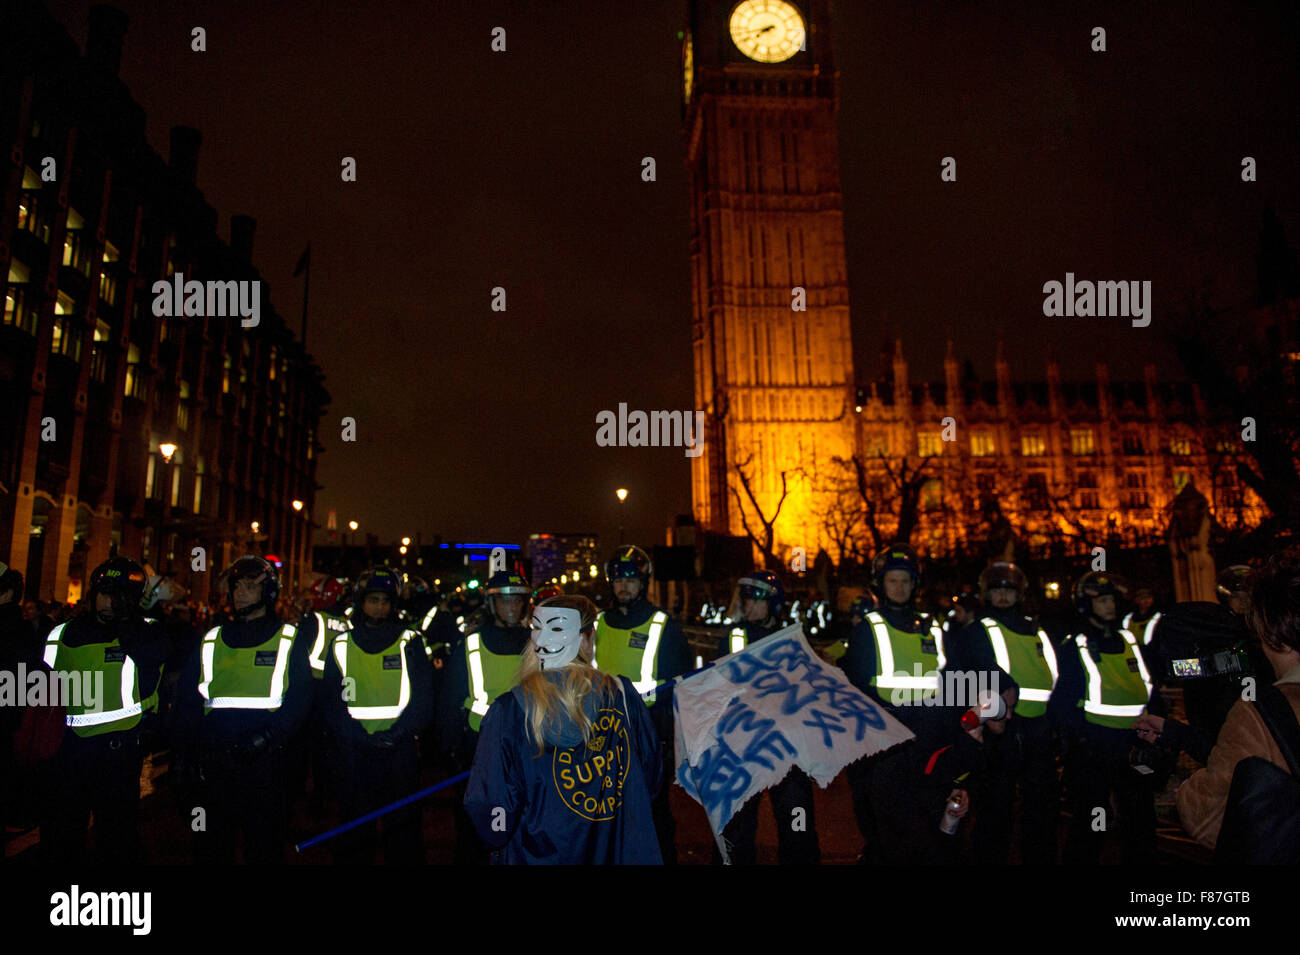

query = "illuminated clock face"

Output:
[[729, 0, 805, 64], [684, 32, 694, 102]]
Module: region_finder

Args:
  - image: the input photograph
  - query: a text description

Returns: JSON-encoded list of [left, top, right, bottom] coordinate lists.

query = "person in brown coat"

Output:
[[1172, 556, 1300, 849]]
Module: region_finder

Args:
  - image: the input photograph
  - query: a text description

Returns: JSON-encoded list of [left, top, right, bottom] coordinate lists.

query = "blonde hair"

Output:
[[517, 594, 620, 756]]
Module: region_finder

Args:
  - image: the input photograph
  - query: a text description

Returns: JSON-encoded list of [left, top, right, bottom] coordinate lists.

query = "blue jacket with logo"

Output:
[[464, 672, 663, 864]]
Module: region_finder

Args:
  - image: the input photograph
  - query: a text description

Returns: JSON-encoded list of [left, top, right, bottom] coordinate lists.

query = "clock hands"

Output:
[[735, 24, 778, 39]]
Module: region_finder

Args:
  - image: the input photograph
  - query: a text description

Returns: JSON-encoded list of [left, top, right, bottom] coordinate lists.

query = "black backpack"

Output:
[[1214, 684, 1300, 864]]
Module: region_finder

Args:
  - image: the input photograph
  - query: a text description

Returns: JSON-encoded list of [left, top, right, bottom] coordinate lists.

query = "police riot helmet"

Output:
[[1215, 565, 1252, 603], [1073, 570, 1128, 617], [353, 566, 402, 612], [979, 561, 1028, 605], [220, 555, 280, 616], [872, 544, 921, 589], [89, 557, 148, 619], [485, 571, 530, 624], [735, 569, 785, 619], [605, 545, 653, 587]]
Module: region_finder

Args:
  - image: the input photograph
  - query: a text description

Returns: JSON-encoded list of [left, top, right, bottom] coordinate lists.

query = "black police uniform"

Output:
[[172, 612, 313, 864], [1051, 615, 1164, 865], [951, 608, 1057, 865], [438, 618, 530, 865], [601, 596, 691, 864], [840, 603, 932, 859], [322, 615, 433, 864], [712, 619, 821, 865]]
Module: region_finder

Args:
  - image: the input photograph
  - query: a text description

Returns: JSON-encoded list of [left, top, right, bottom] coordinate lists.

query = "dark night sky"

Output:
[[44, 0, 1300, 552]]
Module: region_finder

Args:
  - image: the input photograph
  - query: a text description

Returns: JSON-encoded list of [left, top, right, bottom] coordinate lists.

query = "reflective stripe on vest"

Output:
[[463, 632, 522, 731], [1074, 629, 1152, 727], [333, 630, 415, 724], [1122, 611, 1162, 647], [43, 624, 146, 731], [866, 611, 943, 690], [593, 610, 668, 702], [308, 613, 329, 675], [981, 617, 1059, 711], [198, 623, 296, 711], [420, 605, 439, 657], [729, 627, 746, 653]]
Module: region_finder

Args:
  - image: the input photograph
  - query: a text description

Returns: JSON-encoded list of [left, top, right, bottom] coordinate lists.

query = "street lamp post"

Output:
[[157, 443, 177, 573], [616, 487, 628, 545], [292, 500, 305, 595]]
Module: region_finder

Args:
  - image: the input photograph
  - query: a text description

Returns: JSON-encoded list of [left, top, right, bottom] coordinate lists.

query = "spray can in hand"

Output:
[[940, 789, 967, 836]]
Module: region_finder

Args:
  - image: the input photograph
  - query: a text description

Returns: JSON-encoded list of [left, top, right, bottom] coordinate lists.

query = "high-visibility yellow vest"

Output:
[[1074, 629, 1152, 729], [198, 622, 297, 713], [593, 610, 668, 703], [308, 612, 351, 679], [867, 611, 946, 706], [463, 632, 523, 732], [332, 628, 419, 733], [980, 617, 1059, 718], [727, 627, 747, 654], [1121, 611, 1162, 647], [42, 624, 157, 738]]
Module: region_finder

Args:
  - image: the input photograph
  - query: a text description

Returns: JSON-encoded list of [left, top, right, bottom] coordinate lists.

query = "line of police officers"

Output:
[[27, 537, 1183, 865]]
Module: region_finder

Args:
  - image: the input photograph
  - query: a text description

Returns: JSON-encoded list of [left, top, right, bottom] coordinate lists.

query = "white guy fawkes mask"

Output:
[[531, 606, 584, 670]]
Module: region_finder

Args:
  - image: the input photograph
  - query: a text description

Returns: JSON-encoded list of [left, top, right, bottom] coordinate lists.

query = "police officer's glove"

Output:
[[237, 728, 275, 759]]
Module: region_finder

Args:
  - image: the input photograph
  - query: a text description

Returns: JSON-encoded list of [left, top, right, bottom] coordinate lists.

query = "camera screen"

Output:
[[1171, 658, 1204, 678]]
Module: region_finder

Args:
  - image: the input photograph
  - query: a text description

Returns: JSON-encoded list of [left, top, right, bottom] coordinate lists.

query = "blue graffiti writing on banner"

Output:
[[724, 637, 806, 683], [829, 691, 888, 739], [752, 668, 822, 714], [718, 701, 797, 770], [692, 739, 754, 824], [689, 634, 895, 825], [802, 708, 848, 747]]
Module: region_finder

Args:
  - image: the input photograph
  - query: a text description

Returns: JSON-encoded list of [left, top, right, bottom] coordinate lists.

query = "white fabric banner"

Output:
[[674, 623, 913, 860]]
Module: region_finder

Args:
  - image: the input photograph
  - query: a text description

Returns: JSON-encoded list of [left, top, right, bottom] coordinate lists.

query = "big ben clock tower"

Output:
[[683, 0, 856, 563]]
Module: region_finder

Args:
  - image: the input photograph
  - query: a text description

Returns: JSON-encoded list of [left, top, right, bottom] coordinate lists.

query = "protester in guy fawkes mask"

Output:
[[464, 595, 662, 863]]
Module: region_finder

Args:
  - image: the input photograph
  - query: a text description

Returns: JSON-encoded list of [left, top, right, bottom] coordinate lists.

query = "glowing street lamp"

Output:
[[159, 443, 177, 463], [250, 521, 260, 534], [616, 488, 628, 503], [292, 499, 304, 512], [348, 520, 359, 532], [401, 537, 411, 546], [616, 487, 629, 544]]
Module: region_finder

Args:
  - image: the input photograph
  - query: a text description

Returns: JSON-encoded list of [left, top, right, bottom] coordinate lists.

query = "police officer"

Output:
[[438, 570, 532, 863], [37, 557, 166, 864], [172, 555, 314, 864], [956, 561, 1060, 865], [322, 567, 433, 864], [593, 545, 690, 863], [1122, 587, 1162, 649], [840, 544, 946, 862], [1052, 570, 1163, 865], [715, 569, 820, 865]]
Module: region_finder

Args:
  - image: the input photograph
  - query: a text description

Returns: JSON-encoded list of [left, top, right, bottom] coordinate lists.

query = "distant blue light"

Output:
[[468, 555, 487, 561], [454, 543, 520, 550]]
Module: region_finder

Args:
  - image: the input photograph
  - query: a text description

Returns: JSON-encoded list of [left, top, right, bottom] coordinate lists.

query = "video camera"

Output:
[[1148, 601, 1255, 683]]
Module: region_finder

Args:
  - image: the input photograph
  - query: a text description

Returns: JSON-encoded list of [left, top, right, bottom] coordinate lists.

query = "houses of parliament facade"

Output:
[[682, 0, 1267, 566]]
